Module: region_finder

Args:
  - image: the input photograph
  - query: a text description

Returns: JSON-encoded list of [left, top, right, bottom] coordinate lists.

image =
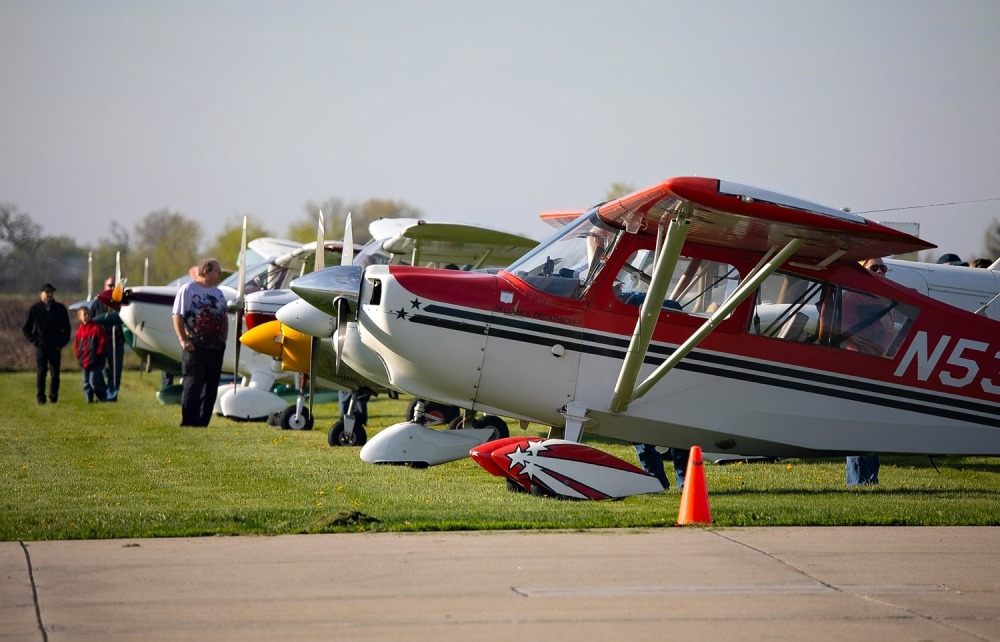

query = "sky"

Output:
[[2, 0, 999, 261]]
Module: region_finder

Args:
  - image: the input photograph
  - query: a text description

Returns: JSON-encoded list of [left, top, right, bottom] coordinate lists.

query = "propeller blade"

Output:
[[341, 211, 354, 266], [308, 335, 320, 417], [315, 210, 325, 271], [334, 297, 347, 375], [87, 252, 93, 301], [233, 216, 248, 390]]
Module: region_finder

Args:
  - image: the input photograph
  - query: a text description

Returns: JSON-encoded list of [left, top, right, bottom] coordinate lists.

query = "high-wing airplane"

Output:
[[99, 236, 361, 424], [239, 217, 540, 443], [287, 176, 1000, 475]]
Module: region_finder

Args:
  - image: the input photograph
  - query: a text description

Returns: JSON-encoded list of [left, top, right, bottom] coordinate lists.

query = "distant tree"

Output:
[[353, 199, 422, 242], [983, 219, 1000, 261], [204, 215, 274, 271], [0, 204, 86, 294], [287, 197, 422, 245], [0, 203, 42, 292], [605, 182, 636, 201], [129, 209, 202, 285], [88, 221, 132, 288]]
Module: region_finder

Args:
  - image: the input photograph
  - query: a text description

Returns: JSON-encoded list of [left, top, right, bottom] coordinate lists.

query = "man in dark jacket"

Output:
[[22, 282, 72, 404]]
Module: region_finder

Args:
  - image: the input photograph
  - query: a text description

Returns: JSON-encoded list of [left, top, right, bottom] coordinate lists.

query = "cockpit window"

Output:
[[221, 261, 290, 294], [615, 250, 740, 317], [505, 210, 623, 300]]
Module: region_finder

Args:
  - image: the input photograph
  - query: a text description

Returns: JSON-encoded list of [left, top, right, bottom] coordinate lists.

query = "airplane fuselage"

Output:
[[346, 239, 1000, 457]]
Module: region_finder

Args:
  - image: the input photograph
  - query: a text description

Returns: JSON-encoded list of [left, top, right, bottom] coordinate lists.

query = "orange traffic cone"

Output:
[[677, 446, 712, 525]]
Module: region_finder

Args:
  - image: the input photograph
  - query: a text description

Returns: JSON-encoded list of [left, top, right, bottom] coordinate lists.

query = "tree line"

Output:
[[0, 198, 421, 295]]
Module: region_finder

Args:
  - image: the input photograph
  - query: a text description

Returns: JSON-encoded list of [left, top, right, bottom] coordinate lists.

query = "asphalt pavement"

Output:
[[2, 527, 998, 641]]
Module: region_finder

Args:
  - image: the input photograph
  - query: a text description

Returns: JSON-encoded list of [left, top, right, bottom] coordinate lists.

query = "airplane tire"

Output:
[[473, 415, 509, 441], [280, 406, 314, 431], [328, 420, 368, 447], [406, 398, 461, 426]]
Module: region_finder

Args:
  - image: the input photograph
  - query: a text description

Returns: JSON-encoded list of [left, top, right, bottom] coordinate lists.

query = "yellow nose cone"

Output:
[[240, 320, 284, 358], [279, 325, 313, 373]]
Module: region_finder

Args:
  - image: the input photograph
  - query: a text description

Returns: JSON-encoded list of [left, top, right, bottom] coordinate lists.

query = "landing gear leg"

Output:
[[328, 388, 370, 447]]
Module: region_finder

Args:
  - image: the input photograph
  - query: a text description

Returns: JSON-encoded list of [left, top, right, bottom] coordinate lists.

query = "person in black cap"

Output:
[[936, 253, 967, 266], [22, 282, 72, 404]]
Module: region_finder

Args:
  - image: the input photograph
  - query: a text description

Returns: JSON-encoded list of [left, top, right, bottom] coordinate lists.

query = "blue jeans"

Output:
[[634, 444, 690, 490], [104, 340, 125, 400], [82, 365, 107, 402], [846, 456, 880, 486], [339, 389, 370, 425]]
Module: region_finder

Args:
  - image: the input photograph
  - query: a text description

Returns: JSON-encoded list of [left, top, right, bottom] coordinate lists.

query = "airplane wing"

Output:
[[381, 222, 538, 268], [539, 210, 586, 229], [597, 177, 936, 262]]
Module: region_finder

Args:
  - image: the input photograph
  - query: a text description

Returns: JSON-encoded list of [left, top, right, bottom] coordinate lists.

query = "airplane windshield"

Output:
[[220, 261, 290, 294], [505, 210, 622, 299], [354, 237, 401, 268]]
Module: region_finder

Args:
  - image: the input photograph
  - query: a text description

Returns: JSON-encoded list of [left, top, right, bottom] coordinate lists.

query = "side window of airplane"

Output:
[[615, 251, 740, 317], [749, 271, 920, 358]]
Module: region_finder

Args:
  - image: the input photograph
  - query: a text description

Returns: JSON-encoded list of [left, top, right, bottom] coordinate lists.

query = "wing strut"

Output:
[[610, 236, 805, 414], [609, 214, 691, 413]]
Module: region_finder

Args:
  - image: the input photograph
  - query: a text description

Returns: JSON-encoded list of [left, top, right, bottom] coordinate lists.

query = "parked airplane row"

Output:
[[100, 177, 1000, 499]]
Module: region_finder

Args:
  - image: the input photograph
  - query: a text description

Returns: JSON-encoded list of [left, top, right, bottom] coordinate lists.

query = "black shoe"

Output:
[[49, 397, 57, 403], [37, 398, 45, 405]]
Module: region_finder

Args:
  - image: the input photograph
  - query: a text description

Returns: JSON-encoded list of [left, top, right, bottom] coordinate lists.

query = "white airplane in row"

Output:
[[239, 217, 540, 439], [99, 234, 361, 426], [281, 177, 1000, 495]]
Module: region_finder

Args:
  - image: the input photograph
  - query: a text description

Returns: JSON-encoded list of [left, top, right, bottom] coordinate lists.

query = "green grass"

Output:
[[2, 371, 999, 540]]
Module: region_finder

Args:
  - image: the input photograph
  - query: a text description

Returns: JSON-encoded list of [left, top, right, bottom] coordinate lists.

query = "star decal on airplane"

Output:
[[394, 308, 409, 320], [410, 297, 422, 309]]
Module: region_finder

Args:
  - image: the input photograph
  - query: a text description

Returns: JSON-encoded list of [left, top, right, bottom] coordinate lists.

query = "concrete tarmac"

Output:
[[2, 527, 998, 641]]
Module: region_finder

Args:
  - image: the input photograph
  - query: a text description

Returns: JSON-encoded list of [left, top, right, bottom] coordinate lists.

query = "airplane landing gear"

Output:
[[280, 405, 314, 431], [328, 387, 373, 447], [329, 419, 368, 446], [447, 414, 510, 440]]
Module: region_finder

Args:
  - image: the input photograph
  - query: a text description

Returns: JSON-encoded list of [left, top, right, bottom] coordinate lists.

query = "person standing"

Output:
[[90, 277, 126, 401], [74, 307, 109, 403], [22, 282, 71, 404], [634, 444, 689, 491], [172, 258, 228, 427], [845, 258, 886, 486]]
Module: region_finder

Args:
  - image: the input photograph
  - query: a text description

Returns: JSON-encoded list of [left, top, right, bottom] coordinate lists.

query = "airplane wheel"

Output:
[[473, 415, 509, 441], [406, 399, 460, 426], [506, 478, 529, 493], [280, 406, 314, 431], [328, 420, 368, 447]]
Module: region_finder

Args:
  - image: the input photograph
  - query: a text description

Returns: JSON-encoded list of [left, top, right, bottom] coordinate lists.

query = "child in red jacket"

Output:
[[74, 307, 109, 403]]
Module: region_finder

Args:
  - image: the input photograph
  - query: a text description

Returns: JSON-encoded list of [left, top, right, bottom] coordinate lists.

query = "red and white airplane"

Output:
[[287, 176, 1000, 470]]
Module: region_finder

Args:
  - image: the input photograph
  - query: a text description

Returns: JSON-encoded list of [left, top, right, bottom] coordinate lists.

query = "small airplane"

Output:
[[239, 217, 540, 442], [285, 176, 1000, 485], [98, 235, 361, 424]]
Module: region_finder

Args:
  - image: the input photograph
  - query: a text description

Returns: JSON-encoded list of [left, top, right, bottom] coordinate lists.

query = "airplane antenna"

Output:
[[858, 196, 1000, 214]]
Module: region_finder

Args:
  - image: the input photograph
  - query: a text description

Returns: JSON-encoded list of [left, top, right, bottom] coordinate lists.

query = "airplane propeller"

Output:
[[304, 210, 327, 423], [232, 216, 248, 391]]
